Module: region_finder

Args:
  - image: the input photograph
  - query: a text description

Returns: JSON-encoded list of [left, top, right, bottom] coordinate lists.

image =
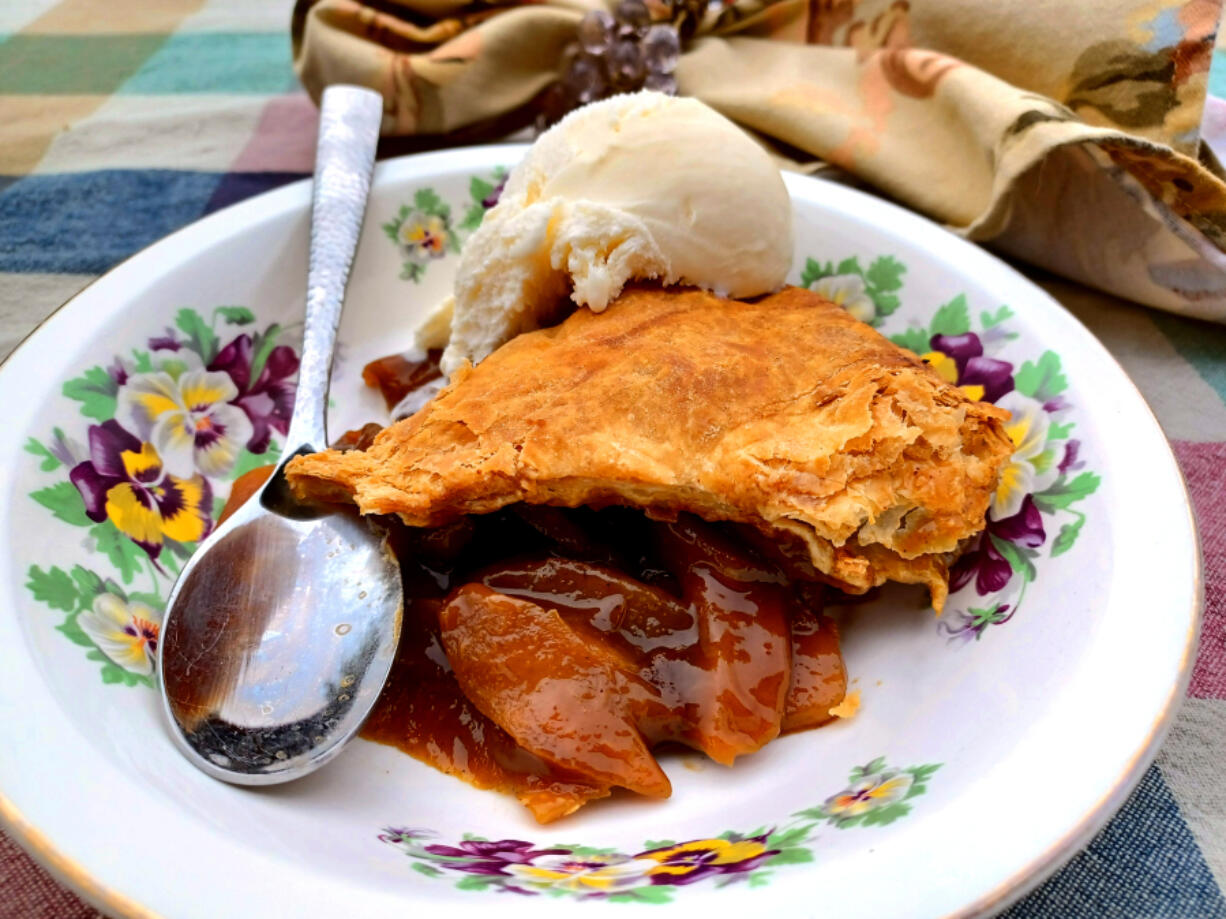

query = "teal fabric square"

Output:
[[1211, 49, 1226, 101], [119, 33, 297, 94]]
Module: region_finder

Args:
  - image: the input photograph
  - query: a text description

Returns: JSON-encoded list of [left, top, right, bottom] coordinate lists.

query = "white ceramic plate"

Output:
[[0, 145, 1200, 919]]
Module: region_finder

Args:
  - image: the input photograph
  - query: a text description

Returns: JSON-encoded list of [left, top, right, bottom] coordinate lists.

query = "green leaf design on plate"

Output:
[[1051, 517, 1086, 557], [24, 436, 61, 471], [461, 176, 496, 230], [989, 533, 1037, 583], [1014, 350, 1067, 401], [455, 875, 498, 891], [62, 365, 118, 421], [859, 802, 912, 827], [87, 648, 151, 687], [90, 520, 147, 585], [1032, 471, 1101, 511], [610, 886, 674, 904], [835, 255, 861, 276], [765, 825, 811, 848], [232, 442, 281, 480], [215, 306, 256, 326], [980, 305, 1014, 328], [799, 257, 831, 289], [70, 564, 104, 600], [865, 254, 904, 293], [414, 187, 450, 220], [766, 846, 815, 865], [175, 307, 220, 364], [929, 293, 970, 337], [27, 565, 78, 612], [56, 614, 96, 648], [1048, 420, 1074, 441], [248, 322, 284, 383], [905, 763, 942, 785], [849, 756, 887, 782], [30, 481, 90, 527], [890, 326, 932, 354], [130, 348, 155, 373]]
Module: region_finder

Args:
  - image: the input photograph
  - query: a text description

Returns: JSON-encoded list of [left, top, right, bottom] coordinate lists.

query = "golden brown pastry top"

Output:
[[288, 285, 1012, 609]]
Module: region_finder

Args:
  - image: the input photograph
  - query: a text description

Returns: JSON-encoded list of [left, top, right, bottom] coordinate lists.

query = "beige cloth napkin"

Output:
[[293, 0, 1226, 320]]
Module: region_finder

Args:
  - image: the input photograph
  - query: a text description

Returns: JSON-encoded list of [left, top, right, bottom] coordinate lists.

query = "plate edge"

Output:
[[0, 144, 1204, 919], [943, 378, 1204, 919]]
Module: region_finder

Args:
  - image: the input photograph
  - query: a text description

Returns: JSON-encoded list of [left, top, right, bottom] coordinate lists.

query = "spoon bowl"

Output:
[[159, 462, 401, 782]]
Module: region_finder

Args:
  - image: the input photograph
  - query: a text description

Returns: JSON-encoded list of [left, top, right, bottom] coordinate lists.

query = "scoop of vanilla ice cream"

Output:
[[423, 92, 794, 377]]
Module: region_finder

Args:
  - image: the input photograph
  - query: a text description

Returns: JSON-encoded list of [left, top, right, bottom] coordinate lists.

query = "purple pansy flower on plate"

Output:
[[939, 603, 1014, 643], [69, 420, 212, 561], [422, 839, 572, 877], [922, 331, 1015, 404], [639, 834, 778, 885], [208, 334, 299, 454], [950, 495, 1046, 595]]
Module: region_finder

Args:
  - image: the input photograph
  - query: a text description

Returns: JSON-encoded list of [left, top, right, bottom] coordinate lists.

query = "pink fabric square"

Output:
[[229, 92, 319, 174], [1174, 441, 1226, 699], [0, 830, 99, 919]]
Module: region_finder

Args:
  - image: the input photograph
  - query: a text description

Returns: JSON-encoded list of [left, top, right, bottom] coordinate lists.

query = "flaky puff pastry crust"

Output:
[[288, 285, 1013, 611]]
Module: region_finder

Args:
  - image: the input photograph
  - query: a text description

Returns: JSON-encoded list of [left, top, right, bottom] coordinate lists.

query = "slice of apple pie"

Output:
[[289, 284, 1011, 612]]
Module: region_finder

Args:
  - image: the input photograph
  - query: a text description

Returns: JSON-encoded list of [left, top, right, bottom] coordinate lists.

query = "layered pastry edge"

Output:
[[287, 285, 1013, 612]]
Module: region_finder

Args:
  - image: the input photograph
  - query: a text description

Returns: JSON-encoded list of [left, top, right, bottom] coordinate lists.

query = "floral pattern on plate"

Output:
[[800, 253, 905, 327], [385, 169, 506, 282], [379, 756, 941, 902], [802, 252, 1101, 642], [23, 307, 298, 686]]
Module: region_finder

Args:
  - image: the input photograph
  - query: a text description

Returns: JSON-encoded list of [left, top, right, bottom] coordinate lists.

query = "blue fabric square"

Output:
[[0, 170, 222, 274], [204, 171, 307, 215], [1003, 764, 1225, 918]]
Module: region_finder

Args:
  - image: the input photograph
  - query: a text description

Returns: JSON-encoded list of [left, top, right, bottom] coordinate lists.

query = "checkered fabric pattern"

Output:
[[1, 2, 1224, 916]]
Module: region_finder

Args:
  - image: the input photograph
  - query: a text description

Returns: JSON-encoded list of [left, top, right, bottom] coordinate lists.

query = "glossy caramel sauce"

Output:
[[215, 351, 847, 823], [217, 465, 274, 525], [369, 505, 846, 821], [361, 554, 614, 822], [361, 350, 443, 410]]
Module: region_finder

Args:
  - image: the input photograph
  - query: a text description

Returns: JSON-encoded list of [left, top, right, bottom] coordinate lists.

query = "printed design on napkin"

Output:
[[384, 168, 507, 282], [1067, 3, 1217, 148], [806, 0, 1217, 154], [804, 249, 1101, 642], [22, 308, 299, 686], [378, 756, 941, 900]]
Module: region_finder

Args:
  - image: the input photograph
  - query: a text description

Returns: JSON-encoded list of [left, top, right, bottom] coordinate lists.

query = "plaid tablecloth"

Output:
[[1, 2, 1224, 916]]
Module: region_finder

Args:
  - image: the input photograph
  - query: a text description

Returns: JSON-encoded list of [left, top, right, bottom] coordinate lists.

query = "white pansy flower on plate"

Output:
[[810, 273, 876, 323], [504, 854, 659, 893], [77, 593, 160, 676], [117, 369, 253, 478], [992, 390, 1061, 520]]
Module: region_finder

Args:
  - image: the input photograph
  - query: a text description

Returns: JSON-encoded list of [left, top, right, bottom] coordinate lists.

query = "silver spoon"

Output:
[[157, 85, 402, 784]]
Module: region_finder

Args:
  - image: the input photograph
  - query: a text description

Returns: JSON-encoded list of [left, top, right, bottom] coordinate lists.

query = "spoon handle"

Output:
[[284, 85, 383, 451]]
